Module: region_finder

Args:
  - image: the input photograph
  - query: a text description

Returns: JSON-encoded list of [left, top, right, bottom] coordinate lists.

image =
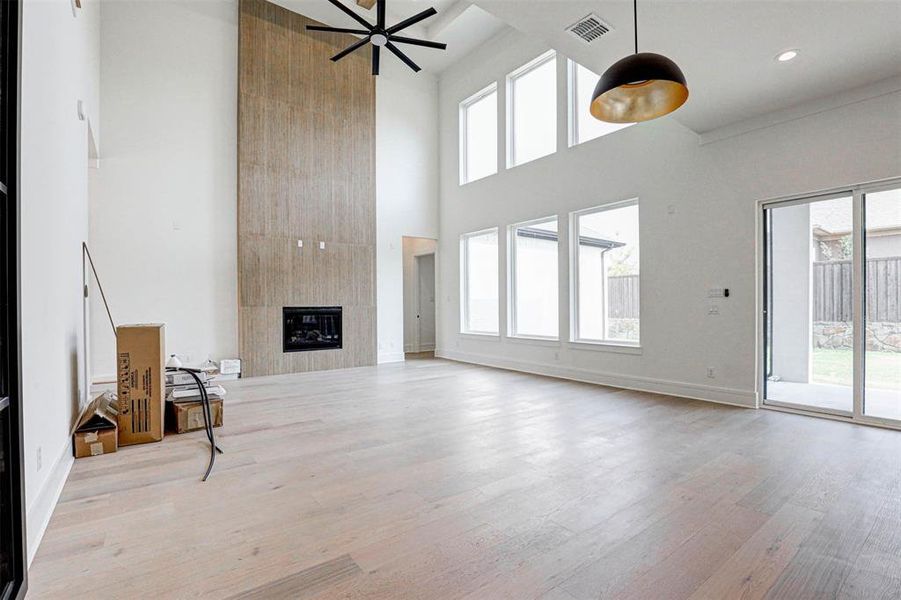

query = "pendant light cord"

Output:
[[633, 0, 638, 54]]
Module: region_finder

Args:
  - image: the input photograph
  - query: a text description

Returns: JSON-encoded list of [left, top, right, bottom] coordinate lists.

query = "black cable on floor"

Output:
[[167, 367, 222, 481]]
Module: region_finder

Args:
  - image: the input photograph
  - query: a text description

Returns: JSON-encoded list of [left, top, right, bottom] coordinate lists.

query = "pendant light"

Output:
[[590, 0, 688, 123]]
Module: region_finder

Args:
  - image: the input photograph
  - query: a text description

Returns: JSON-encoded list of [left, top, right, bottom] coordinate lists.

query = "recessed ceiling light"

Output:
[[776, 49, 799, 62]]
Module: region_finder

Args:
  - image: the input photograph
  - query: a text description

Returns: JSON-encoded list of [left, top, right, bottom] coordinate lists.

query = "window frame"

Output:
[[566, 58, 634, 147], [459, 227, 500, 336], [569, 198, 641, 348], [459, 82, 498, 185], [507, 214, 560, 340], [506, 49, 557, 169]]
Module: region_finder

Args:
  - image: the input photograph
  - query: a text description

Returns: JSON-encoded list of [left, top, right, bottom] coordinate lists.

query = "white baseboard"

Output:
[[27, 444, 74, 565], [402, 344, 435, 353], [436, 348, 757, 409], [378, 352, 405, 364]]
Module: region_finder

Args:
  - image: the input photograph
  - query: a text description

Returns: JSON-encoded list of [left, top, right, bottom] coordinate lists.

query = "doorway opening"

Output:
[[402, 237, 437, 359]]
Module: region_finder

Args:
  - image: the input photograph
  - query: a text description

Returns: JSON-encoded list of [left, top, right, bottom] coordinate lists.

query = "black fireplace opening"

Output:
[[283, 307, 342, 352]]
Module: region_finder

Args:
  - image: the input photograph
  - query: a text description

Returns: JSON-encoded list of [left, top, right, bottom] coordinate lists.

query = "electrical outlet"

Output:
[[36, 446, 43, 472], [707, 304, 720, 315], [707, 367, 715, 379]]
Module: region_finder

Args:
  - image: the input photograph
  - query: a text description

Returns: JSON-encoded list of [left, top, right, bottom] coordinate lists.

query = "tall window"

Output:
[[572, 201, 640, 344], [507, 50, 557, 168], [459, 83, 498, 185], [568, 59, 633, 146], [460, 229, 499, 334], [509, 217, 558, 338]]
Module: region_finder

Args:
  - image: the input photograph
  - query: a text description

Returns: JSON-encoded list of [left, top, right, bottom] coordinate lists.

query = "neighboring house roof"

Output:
[[517, 226, 625, 249]]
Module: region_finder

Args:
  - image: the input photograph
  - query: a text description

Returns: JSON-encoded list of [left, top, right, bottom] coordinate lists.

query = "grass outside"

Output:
[[813, 348, 901, 390]]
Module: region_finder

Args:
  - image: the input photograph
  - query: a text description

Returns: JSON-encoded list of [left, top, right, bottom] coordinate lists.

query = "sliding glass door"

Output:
[[764, 193, 854, 414], [863, 186, 901, 421], [762, 179, 901, 427]]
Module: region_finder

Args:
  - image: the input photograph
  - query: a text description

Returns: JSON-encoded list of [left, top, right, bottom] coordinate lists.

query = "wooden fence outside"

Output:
[[813, 256, 901, 322], [608, 275, 639, 318]]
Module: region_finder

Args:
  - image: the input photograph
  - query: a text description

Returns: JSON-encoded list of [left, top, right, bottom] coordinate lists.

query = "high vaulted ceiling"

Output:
[[276, 0, 901, 134], [476, 0, 901, 133], [272, 0, 510, 74]]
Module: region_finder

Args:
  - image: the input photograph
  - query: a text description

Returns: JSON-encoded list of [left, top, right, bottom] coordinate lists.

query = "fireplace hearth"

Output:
[[283, 307, 342, 352]]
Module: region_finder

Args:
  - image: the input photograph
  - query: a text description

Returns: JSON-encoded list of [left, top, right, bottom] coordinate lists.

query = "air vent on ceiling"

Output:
[[566, 14, 612, 44]]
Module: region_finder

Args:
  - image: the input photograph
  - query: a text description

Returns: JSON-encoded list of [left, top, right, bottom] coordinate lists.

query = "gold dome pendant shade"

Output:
[[590, 0, 688, 123]]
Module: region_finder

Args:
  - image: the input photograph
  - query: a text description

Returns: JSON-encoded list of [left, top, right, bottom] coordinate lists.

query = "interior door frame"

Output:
[[412, 251, 436, 353], [757, 175, 901, 430]]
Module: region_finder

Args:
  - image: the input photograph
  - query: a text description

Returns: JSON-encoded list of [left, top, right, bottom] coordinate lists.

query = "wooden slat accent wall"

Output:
[[238, 0, 376, 377]]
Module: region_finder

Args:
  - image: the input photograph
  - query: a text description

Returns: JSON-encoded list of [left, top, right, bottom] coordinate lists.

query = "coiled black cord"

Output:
[[167, 367, 223, 481]]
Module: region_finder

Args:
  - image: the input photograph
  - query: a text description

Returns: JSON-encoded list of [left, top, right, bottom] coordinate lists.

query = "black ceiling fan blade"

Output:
[[307, 25, 370, 35], [376, 0, 386, 29], [385, 41, 420, 72], [386, 7, 437, 34], [326, 0, 373, 30], [331, 36, 371, 61], [389, 35, 446, 50], [372, 45, 380, 75]]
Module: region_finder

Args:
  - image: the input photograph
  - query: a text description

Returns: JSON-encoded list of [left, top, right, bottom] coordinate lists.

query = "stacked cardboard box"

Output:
[[166, 399, 223, 434], [73, 392, 118, 458], [117, 324, 165, 446], [165, 370, 226, 434]]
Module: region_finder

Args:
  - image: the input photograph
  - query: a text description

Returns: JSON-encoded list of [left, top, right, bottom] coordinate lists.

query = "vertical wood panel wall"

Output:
[[238, 0, 376, 377]]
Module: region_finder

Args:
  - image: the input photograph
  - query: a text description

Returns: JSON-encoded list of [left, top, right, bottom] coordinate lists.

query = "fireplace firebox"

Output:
[[283, 307, 342, 352]]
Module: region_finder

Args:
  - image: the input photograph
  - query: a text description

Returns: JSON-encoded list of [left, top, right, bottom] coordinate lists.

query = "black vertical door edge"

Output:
[[0, 0, 25, 598]]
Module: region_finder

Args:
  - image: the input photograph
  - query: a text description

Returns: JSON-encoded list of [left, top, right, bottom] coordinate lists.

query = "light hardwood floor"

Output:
[[28, 358, 901, 599]]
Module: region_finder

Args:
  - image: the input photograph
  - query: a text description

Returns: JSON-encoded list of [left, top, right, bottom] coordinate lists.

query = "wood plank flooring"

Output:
[[28, 358, 901, 599]]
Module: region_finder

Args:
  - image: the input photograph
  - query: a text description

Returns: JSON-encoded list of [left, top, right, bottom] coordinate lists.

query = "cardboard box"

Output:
[[166, 399, 223, 434], [73, 393, 118, 458], [117, 324, 165, 446]]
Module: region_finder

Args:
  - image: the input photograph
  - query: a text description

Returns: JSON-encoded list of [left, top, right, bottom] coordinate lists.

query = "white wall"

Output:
[[20, 0, 100, 561], [89, 0, 238, 381], [89, 4, 438, 373], [376, 61, 439, 363], [436, 28, 901, 406]]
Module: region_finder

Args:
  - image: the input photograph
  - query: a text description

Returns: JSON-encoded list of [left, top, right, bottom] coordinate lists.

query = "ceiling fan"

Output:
[[306, 0, 447, 75]]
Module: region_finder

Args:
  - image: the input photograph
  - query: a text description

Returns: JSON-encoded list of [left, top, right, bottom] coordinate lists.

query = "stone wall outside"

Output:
[[814, 321, 901, 352]]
